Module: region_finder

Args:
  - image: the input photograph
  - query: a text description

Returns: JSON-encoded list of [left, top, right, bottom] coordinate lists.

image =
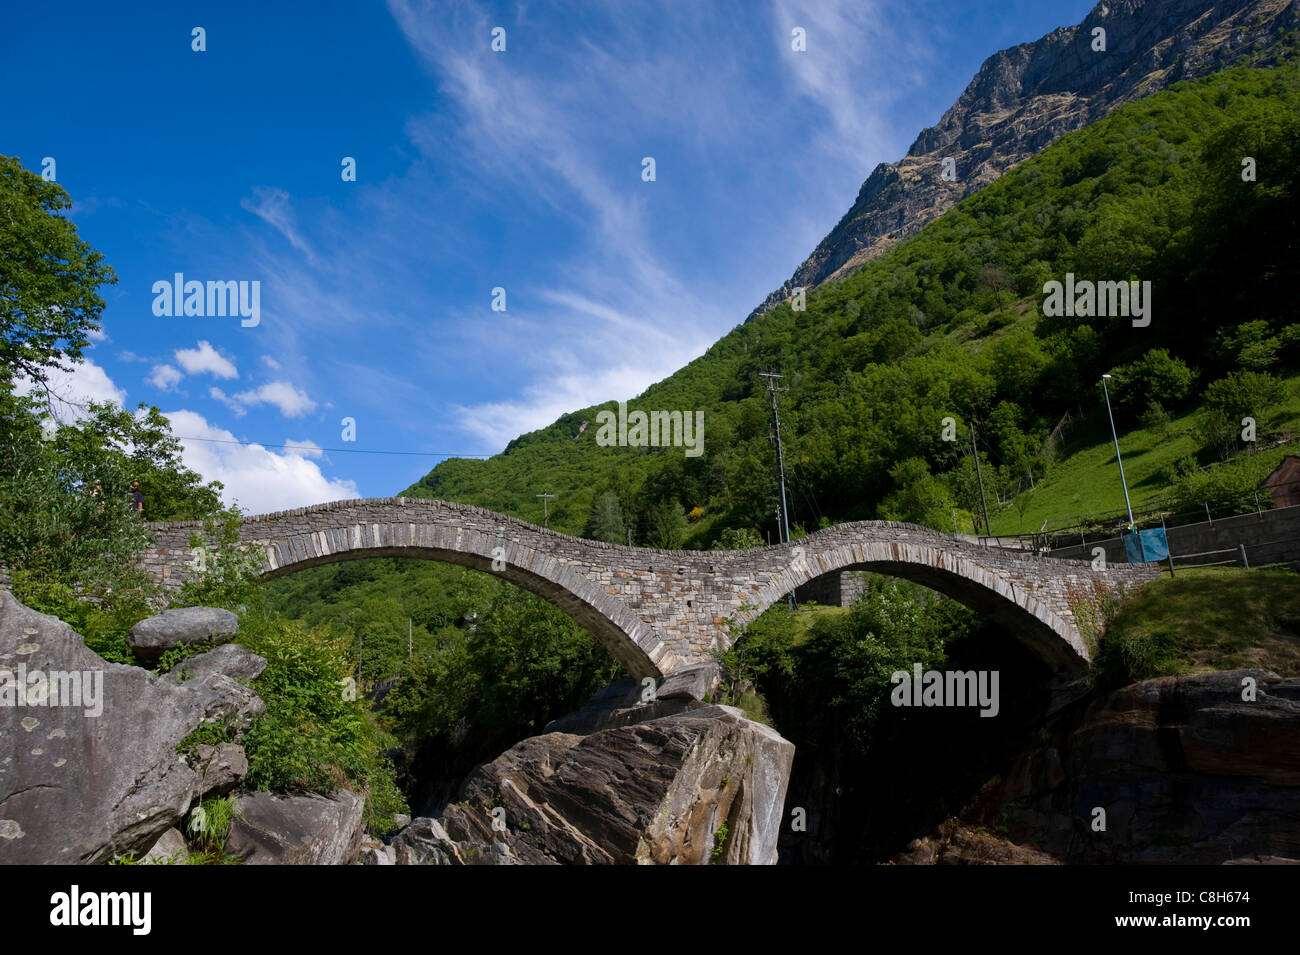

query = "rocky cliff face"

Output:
[[753, 0, 1300, 317], [894, 668, 1300, 864]]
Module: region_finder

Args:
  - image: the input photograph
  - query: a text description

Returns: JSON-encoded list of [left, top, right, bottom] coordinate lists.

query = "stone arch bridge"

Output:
[[141, 498, 1157, 687]]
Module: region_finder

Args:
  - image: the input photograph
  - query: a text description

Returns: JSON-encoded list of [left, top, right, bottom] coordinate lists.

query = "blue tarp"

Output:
[[1123, 528, 1169, 563]]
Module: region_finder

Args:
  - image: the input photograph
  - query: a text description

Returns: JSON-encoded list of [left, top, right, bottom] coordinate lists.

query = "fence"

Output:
[[995, 474, 1300, 552], [1041, 503, 1300, 573]]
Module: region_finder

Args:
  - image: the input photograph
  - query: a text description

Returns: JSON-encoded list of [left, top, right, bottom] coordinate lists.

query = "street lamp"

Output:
[[1100, 374, 1135, 526]]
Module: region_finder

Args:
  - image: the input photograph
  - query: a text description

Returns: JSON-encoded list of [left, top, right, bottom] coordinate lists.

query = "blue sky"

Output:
[[3, 0, 1095, 512]]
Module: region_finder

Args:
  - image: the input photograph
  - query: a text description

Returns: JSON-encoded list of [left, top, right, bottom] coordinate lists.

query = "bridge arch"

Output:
[[142, 499, 674, 679], [722, 530, 1094, 675]]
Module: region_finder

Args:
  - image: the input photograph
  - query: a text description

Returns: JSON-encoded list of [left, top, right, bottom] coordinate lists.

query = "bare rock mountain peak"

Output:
[[752, 0, 1300, 317]]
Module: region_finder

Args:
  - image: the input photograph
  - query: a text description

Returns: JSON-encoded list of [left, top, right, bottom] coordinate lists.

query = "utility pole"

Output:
[[408, 618, 412, 658], [1100, 375, 1134, 526], [1101, 374, 1143, 562], [535, 493, 555, 530], [759, 372, 792, 545], [759, 371, 795, 609], [970, 422, 991, 539]]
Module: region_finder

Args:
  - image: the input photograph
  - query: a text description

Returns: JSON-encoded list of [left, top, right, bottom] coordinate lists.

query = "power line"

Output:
[[172, 435, 496, 458]]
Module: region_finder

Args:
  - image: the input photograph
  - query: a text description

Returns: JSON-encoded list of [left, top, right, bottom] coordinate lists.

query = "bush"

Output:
[[1113, 349, 1196, 413], [1195, 370, 1286, 458], [175, 509, 264, 611], [234, 608, 408, 832]]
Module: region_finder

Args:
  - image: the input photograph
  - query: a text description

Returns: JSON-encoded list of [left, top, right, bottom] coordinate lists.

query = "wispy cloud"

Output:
[[240, 187, 317, 264]]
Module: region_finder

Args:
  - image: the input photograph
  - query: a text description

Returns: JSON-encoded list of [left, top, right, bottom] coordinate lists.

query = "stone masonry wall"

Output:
[[139, 498, 1160, 678]]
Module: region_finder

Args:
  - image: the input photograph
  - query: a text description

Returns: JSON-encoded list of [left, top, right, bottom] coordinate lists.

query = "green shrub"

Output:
[[234, 607, 408, 832]]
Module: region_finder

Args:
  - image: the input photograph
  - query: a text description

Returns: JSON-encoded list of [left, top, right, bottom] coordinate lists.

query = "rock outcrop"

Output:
[[224, 791, 366, 865], [395, 699, 794, 865], [128, 606, 239, 662], [753, 0, 1300, 317], [896, 668, 1300, 864], [0, 591, 261, 864]]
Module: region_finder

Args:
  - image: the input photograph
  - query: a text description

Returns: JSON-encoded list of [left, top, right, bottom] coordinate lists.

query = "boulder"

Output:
[[142, 828, 190, 865], [224, 791, 365, 865], [656, 662, 720, 702], [191, 743, 248, 800], [948, 669, 1300, 864], [543, 678, 701, 735], [0, 590, 265, 864], [405, 703, 794, 865], [128, 607, 238, 662], [165, 643, 266, 685], [361, 844, 396, 865]]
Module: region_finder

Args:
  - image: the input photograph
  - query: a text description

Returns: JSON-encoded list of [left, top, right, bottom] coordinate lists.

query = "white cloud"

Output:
[[14, 358, 127, 422], [231, 381, 318, 418], [261, 355, 281, 371], [146, 364, 183, 391], [162, 410, 359, 513], [86, 327, 109, 343], [283, 439, 323, 459], [209, 386, 246, 417], [175, 340, 238, 379]]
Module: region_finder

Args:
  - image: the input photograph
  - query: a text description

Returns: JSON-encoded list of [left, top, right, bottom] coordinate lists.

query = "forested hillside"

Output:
[[403, 62, 1300, 547]]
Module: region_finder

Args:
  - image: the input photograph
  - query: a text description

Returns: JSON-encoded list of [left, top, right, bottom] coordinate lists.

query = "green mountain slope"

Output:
[[404, 61, 1300, 548]]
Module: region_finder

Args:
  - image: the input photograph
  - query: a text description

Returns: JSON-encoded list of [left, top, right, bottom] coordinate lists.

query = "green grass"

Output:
[[988, 369, 1300, 536], [1096, 567, 1300, 686]]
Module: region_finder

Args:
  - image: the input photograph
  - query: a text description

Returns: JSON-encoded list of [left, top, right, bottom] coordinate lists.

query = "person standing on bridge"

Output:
[[129, 480, 145, 517]]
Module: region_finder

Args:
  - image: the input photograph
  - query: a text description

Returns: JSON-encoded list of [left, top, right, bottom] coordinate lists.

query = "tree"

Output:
[[0, 392, 153, 615], [1113, 349, 1196, 413], [710, 527, 764, 550], [644, 499, 687, 549], [1196, 370, 1286, 459], [52, 401, 223, 520], [0, 155, 117, 389], [582, 490, 626, 544], [878, 458, 956, 532], [975, 265, 1013, 315]]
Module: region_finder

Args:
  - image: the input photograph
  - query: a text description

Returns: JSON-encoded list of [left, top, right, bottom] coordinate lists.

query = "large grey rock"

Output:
[[917, 669, 1300, 865], [191, 743, 248, 800], [656, 662, 720, 702], [142, 828, 190, 865], [128, 607, 238, 662], [361, 844, 396, 865], [544, 678, 701, 735], [0, 590, 265, 864], [187, 672, 265, 726], [166, 643, 266, 685], [224, 791, 365, 865], [416, 703, 795, 865]]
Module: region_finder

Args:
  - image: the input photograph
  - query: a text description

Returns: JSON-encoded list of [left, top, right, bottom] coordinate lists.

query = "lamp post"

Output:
[[1100, 375, 1134, 526]]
